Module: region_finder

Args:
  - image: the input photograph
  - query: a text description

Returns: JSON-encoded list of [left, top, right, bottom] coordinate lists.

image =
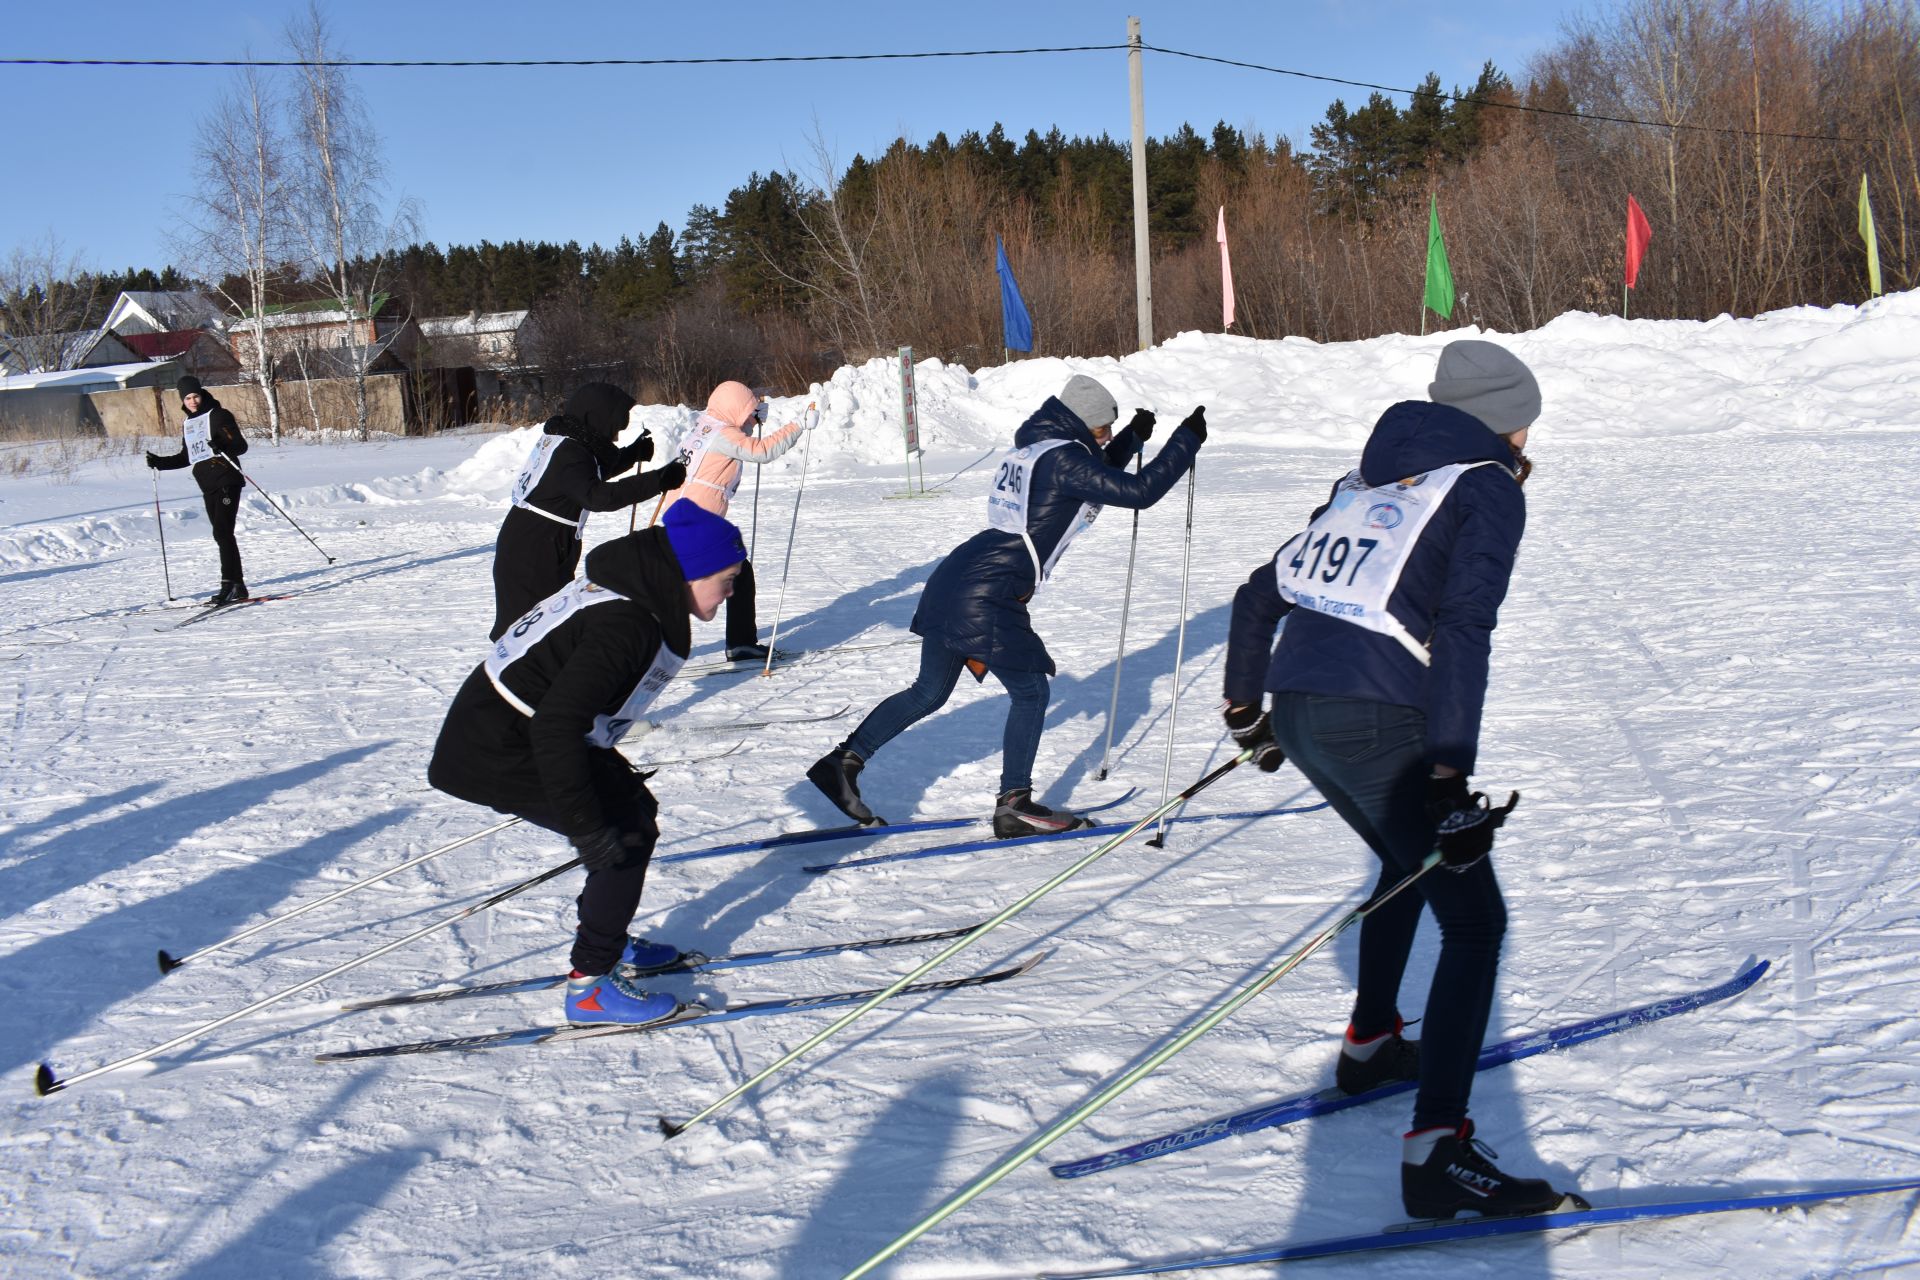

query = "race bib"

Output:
[[510, 436, 587, 533], [183, 412, 216, 465], [484, 580, 684, 746], [675, 414, 742, 504], [1273, 462, 1499, 665], [985, 438, 1100, 584]]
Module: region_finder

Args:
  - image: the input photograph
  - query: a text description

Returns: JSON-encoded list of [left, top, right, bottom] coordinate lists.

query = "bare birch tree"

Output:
[[173, 65, 289, 440], [285, 3, 418, 440], [0, 235, 97, 373]]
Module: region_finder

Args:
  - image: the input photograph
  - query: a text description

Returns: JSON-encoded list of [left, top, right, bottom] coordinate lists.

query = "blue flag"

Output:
[[995, 236, 1033, 352]]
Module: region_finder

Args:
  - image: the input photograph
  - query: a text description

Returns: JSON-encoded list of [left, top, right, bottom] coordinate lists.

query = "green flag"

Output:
[[1859, 173, 1883, 298], [1424, 195, 1456, 321]]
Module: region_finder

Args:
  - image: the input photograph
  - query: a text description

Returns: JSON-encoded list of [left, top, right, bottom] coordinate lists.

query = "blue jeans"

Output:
[[1266, 693, 1507, 1131], [843, 638, 1049, 796]]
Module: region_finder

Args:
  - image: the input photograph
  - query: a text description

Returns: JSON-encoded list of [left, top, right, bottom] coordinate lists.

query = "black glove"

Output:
[[144, 451, 163, 469], [1424, 775, 1519, 872], [1223, 703, 1286, 772], [1123, 407, 1155, 443], [571, 825, 643, 873], [1177, 406, 1207, 445], [652, 460, 688, 491], [633, 432, 654, 463]]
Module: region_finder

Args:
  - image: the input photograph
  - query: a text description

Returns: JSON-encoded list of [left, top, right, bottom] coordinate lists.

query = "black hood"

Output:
[[563, 382, 638, 442], [582, 527, 692, 658]]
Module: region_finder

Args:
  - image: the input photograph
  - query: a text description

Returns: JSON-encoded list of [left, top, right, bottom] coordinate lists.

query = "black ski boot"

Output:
[[1335, 1017, 1420, 1095], [205, 581, 235, 607], [726, 643, 769, 662], [808, 748, 881, 825], [992, 788, 1093, 839], [226, 579, 250, 603], [1401, 1120, 1588, 1220]]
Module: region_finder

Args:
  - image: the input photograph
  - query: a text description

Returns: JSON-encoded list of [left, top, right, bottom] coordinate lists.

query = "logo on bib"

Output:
[[1364, 503, 1404, 529]]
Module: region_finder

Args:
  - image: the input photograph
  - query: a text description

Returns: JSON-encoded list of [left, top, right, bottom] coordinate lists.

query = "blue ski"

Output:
[[315, 951, 1048, 1061], [338, 919, 991, 1012], [1035, 1177, 1920, 1276], [1050, 960, 1770, 1180], [655, 789, 1138, 866], [802, 801, 1330, 874]]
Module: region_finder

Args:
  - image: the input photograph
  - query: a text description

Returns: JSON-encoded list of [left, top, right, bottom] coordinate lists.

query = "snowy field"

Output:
[[3, 296, 1918, 1278]]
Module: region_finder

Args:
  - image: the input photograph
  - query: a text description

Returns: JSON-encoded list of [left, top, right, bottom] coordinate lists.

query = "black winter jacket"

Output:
[[911, 396, 1198, 674], [148, 393, 247, 494], [431, 528, 693, 837], [1223, 399, 1526, 774]]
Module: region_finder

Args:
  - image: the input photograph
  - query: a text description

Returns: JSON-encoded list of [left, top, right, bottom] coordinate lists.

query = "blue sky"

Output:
[[2, 1, 1600, 274]]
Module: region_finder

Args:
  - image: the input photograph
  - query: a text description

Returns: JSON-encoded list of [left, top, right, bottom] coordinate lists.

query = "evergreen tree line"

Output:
[[19, 0, 1916, 409]]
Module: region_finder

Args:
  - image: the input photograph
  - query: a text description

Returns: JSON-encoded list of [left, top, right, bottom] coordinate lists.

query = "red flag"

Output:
[[1624, 194, 1653, 289]]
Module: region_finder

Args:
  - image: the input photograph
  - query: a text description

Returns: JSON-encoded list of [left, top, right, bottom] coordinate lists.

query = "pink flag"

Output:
[[1217, 205, 1235, 329]]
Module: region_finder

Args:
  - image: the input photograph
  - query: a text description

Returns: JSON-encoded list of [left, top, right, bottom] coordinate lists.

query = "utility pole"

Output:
[[1128, 16, 1153, 351]]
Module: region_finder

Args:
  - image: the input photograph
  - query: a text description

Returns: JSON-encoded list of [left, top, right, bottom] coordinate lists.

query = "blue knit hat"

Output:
[[662, 501, 748, 581]]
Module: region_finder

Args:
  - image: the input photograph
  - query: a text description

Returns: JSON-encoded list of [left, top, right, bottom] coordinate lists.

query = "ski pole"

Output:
[[658, 748, 1254, 1139], [234, 463, 334, 563], [151, 468, 174, 601], [36, 852, 580, 1096], [155, 816, 523, 975], [1147, 462, 1199, 847], [748, 421, 763, 560], [762, 401, 816, 679], [1096, 451, 1144, 780], [841, 851, 1443, 1280], [627, 428, 654, 533]]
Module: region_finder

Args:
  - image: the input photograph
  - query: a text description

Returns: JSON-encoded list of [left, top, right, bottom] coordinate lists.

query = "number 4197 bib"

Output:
[[1273, 461, 1497, 665]]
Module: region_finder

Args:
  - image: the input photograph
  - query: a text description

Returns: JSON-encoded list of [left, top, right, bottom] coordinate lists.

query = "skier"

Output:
[[1220, 339, 1580, 1218], [145, 375, 251, 605], [427, 500, 749, 1024], [808, 374, 1203, 837], [656, 379, 814, 661], [489, 381, 688, 640]]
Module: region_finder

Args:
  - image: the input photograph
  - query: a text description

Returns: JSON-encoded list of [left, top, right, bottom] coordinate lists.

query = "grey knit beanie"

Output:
[[1427, 340, 1540, 436], [1058, 374, 1119, 430]]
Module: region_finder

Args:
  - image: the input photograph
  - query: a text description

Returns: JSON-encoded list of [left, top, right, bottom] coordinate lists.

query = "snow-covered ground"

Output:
[[3, 296, 1917, 1278]]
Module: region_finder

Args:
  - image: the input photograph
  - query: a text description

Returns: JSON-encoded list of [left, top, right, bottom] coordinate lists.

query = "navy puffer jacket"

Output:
[[1224, 399, 1525, 774], [913, 396, 1199, 675]]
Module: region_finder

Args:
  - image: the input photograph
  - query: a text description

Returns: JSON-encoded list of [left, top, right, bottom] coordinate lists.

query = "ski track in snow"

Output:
[[3, 303, 1920, 1278]]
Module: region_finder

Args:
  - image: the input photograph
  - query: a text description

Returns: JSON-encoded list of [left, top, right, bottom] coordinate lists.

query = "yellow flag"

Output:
[[1859, 174, 1883, 299]]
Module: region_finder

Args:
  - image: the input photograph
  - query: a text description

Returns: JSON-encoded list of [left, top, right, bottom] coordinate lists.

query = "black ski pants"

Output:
[[725, 557, 758, 649], [203, 484, 245, 583], [490, 511, 581, 641], [1266, 693, 1508, 1133]]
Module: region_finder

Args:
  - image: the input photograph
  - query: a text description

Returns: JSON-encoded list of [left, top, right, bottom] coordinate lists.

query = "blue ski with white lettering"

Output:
[[1034, 1177, 1920, 1276], [655, 789, 1138, 866], [1050, 960, 1769, 1179], [315, 951, 1048, 1061], [802, 801, 1329, 874]]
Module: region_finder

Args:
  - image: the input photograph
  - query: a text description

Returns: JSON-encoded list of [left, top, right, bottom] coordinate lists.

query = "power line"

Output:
[[1145, 44, 1870, 146], [0, 44, 1127, 69], [0, 40, 1874, 145]]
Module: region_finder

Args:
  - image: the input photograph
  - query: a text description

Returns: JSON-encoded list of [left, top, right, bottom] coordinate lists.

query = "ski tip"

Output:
[[33, 1063, 61, 1096], [657, 1117, 685, 1140], [156, 949, 182, 975]]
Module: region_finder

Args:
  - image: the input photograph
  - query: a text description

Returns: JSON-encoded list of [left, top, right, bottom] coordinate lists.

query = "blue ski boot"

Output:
[[565, 970, 679, 1026], [618, 936, 683, 976]]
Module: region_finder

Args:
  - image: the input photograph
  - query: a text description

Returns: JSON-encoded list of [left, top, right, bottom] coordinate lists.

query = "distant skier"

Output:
[[428, 501, 748, 1024], [656, 379, 814, 661], [1221, 339, 1583, 1218], [808, 375, 1203, 836], [145, 375, 251, 606], [489, 381, 687, 640]]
